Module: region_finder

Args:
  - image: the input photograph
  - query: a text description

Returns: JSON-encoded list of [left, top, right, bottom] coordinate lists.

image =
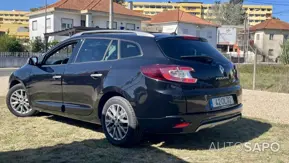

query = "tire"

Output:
[[101, 96, 142, 147], [6, 83, 38, 117]]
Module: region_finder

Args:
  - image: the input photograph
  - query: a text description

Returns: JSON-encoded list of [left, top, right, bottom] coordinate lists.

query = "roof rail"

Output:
[[72, 30, 155, 38]]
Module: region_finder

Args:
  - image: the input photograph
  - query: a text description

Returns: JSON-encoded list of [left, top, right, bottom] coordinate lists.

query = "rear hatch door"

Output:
[[157, 36, 241, 113]]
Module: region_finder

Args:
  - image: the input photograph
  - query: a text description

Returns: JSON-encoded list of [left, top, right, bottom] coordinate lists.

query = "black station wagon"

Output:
[[6, 30, 242, 146]]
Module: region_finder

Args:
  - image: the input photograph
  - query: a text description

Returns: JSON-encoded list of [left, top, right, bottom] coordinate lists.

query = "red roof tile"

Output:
[[250, 19, 289, 31], [44, 0, 148, 19], [149, 10, 218, 27]]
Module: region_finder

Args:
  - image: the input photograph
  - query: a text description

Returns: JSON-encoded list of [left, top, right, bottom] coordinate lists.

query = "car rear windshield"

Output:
[[157, 37, 228, 62]]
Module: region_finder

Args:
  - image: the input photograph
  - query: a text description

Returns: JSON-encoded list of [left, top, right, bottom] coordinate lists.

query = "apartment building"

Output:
[[125, 2, 273, 26], [0, 10, 29, 40]]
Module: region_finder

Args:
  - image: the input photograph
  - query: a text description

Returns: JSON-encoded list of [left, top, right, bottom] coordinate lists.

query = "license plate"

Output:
[[210, 96, 234, 108]]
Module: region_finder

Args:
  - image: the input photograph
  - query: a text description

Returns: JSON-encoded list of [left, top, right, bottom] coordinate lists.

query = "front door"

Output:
[[62, 38, 117, 116], [28, 39, 81, 112]]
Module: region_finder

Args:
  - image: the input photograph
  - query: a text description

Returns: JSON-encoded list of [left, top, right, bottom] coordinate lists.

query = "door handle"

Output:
[[53, 75, 62, 79], [90, 73, 103, 78]]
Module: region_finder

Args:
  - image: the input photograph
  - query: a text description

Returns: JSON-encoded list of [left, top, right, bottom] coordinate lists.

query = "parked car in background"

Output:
[[6, 30, 242, 147]]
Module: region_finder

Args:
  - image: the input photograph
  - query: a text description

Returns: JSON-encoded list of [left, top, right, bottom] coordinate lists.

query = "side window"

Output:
[[75, 39, 110, 63], [44, 42, 78, 65], [103, 40, 118, 61], [120, 41, 141, 59]]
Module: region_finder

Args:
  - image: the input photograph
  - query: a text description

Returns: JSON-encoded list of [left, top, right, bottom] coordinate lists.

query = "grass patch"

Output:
[[237, 64, 289, 93], [0, 97, 288, 163]]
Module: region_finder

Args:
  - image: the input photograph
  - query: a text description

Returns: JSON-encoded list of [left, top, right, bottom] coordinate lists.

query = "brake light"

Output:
[[140, 64, 197, 83], [173, 122, 190, 128], [182, 36, 199, 40]]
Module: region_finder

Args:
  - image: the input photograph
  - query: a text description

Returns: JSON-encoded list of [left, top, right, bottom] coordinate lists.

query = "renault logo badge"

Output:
[[219, 65, 224, 74]]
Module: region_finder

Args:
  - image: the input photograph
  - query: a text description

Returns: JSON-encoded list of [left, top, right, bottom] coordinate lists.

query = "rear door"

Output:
[[62, 38, 118, 116], [157, 36, 241, 113]]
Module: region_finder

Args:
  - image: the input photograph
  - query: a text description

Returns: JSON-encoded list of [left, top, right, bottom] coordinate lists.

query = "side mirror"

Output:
[[28, 56, 39, 66]]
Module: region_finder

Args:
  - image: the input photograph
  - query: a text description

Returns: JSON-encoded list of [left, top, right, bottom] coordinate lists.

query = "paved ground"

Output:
[[0, 68, 17, 77], [0, 74, 289, 124], [0, 76, 9, 97]]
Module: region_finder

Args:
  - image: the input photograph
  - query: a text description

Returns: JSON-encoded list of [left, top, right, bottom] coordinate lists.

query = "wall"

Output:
[[29, 13, 54, 41], [178, 23, 217, 47], [0, 52, 41, 68], [152, 22, 217, 47], [254, 31, 265, 51], [255, 29, 289, 60], [29, 11, 82, 41], [93, 15, 142, 31]]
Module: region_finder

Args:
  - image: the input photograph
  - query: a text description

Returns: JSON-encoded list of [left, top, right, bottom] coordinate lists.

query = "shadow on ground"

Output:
[[0, 116, 272, 163]]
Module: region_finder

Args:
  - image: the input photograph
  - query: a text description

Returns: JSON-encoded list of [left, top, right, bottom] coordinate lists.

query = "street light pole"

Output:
[[44, 0, 48, 52], [109, 0, 114, 29]]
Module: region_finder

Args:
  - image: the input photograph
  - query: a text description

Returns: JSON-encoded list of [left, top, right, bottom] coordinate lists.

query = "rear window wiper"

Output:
[[180, 55, 214, 63]]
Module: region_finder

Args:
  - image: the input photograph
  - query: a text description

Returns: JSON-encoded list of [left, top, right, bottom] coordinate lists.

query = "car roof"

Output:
[[67, 32, 202, 42]]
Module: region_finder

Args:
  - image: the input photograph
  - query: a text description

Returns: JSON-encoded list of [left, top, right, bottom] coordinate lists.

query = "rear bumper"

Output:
[[138, 104, 242, 134]]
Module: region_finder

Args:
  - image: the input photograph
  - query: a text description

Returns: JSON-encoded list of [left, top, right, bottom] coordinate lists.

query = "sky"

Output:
[[0, 0, 288, 22]]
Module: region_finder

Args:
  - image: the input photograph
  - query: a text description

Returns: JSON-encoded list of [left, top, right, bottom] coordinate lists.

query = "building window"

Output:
[[81, 20, 86, 27], [269, 34, 274, 40], [256, 34, 260, 40], [32, 20, 37, 31], [61, 18, 73, 30], [268, 49, 274, 56], [126, 23, 135, 30], [46, 18, 51, 29], [106, 21, 117, 29]]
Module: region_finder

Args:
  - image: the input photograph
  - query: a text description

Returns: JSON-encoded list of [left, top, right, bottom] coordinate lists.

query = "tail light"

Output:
[[173, 122, 190, 128], [140, 64, 197, 83], [233, 64, 239, 80]]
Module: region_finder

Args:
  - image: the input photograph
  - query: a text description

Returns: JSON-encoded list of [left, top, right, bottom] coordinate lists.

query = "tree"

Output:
[[0, 34, 24, 52], [280, 40, 289, 65], [31, 37, 45, 52], [48, 40, 59, 49], [206, 1, 245, 25], [113, 0, 125, 5], [6, 37, 24, 52], [30, 6, 43, 12]]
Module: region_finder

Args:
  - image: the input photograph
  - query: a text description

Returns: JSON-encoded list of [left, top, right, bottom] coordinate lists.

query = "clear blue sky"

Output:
[[0, 0, 288, 22]]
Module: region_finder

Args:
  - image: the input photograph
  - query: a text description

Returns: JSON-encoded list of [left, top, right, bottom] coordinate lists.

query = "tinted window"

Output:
[[44, 42, 78, 65], [157, 37, 227, 61], [76, 39, 110, 63], [103, 40, 118, 61], [120, 41, 141, 59]]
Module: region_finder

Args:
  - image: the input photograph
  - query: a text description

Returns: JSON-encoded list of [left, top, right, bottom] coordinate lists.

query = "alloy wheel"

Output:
[[105, 104, 129, 141], [10, 89, 32, 114]]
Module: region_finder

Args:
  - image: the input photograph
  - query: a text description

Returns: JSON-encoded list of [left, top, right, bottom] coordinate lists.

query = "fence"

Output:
[[0, 52, 41, 68], [237, 63, 289, 94]]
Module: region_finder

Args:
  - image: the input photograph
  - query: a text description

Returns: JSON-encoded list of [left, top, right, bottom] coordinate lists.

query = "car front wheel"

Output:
[[101, 96, 142, 147], [6, 84, 38, 117]]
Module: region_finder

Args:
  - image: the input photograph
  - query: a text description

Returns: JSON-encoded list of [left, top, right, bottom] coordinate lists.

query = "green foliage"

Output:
[[113, 0, 125, 4], [237, 64, 289, 93], [0, 34, 24, 52], [237, 64, 289, 74], [280, 40, 289, 65], [30, 6, 43, 12], [207, 1, 245, 25], [48, 40, 59, 49], [31, 37, 45, 52]]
